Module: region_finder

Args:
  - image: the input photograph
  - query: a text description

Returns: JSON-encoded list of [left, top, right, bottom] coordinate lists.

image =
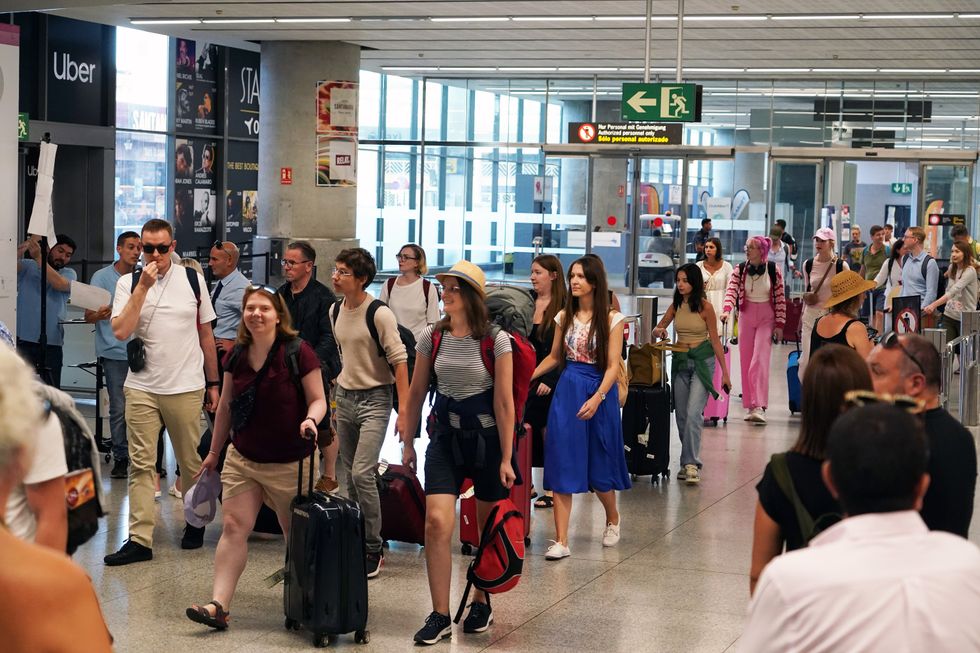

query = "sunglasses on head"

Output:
[[844, 389, 923, 413], [247, 284, 278, 296], [142, 242, 172, 254], [881, 331, 925, 375]]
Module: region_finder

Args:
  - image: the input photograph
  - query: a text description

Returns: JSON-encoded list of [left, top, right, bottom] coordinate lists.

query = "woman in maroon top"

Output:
[[186, 285, 327, 630]]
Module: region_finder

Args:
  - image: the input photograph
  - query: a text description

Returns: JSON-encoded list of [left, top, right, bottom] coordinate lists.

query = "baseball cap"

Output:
[[183, 468, 222, 528]]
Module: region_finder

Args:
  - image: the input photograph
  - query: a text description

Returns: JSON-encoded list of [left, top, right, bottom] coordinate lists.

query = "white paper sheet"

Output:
[[69, 281, 111, 311]]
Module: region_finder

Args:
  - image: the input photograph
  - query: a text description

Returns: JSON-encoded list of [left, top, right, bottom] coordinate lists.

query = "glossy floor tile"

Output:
[[69, 342, 980, 652]]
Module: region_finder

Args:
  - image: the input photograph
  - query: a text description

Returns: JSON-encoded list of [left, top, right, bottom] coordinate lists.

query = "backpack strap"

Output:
[[836, 258, 844, 274], [386, 277, 396, 298], [767, 260, 778, 289], [770, 453, 815, 545], [284, 337, 304, 392], [479, 325, 501, 379], [330, 301, 343, 357], [132, 267, 201, 306], [921, 254, 933, 279], [422, 278, 431, 310], [804, 258, 813, 291], [365, 299, 387, 359], [131, 270, 141, 292]]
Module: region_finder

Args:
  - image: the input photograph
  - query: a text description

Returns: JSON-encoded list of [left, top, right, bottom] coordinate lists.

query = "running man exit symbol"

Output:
[[622, 83, 701, 122]]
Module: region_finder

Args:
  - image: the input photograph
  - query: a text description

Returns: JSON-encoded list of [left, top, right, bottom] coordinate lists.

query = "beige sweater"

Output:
[[334, 296, 408, 390]]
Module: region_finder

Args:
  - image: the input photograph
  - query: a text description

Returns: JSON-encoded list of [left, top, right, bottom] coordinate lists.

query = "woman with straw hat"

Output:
[[401, 260, 516, 645], [810, 270, 875, 360]]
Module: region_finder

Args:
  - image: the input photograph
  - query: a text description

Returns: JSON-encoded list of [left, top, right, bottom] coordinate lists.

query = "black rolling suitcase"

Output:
[[283, 451, 370, 647], [623, 344, 672, 484]]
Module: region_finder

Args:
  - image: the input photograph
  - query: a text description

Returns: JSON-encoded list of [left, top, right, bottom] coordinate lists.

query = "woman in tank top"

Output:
[[810, 270, 875, 360], [652, 263, 731, 485], [721, 236, 787, 425], [696, 237, 733, 337]]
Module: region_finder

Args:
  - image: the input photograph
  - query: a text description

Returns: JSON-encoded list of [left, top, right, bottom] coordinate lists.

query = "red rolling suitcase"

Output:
[[782, 278, 804, 344], [378, 462, 426, 547], [703, 323, 731, 425], [460, 424, 532, 555]]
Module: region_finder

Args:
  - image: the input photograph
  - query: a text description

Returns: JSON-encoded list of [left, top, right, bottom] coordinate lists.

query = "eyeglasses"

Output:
[[281, 259, 310, 267], [247, 284, 278, 296], [443, 285, 462, 294], [332, 268, 353, 277], [142, 242, 172, 254], [881, 331, 925, 375], [844, 389, 924, 413], [396, 254, 418, 261]]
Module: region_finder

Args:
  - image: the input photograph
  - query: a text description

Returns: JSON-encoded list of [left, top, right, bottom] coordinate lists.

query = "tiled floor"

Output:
[[71, 343, 980, 652]]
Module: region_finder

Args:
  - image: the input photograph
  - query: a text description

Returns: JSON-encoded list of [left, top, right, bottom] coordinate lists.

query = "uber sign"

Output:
[[46, 15, 107, 125]]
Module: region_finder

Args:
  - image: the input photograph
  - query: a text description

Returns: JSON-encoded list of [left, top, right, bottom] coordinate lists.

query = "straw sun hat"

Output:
[[435, 260, 487, 298], [824, 270, 877, 309]]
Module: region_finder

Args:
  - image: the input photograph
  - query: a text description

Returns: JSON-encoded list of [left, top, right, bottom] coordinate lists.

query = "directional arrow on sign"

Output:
[[626, 90, 658, 114]]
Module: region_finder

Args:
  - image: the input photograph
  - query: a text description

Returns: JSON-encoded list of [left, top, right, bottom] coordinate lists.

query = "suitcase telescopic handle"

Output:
[[297, 447, 316, 498]]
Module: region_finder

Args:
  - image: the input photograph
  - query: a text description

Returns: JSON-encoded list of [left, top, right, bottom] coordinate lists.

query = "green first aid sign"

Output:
[[622, 83, 701, 122]]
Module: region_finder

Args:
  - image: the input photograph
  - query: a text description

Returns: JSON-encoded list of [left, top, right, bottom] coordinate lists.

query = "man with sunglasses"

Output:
[[208, 241, 250, 360], [867, 332, 976, 537], [743, 404, 980, 652], [104, 219, 220, 566]]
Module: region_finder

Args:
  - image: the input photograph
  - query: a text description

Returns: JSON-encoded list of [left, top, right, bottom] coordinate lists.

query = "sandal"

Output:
[[186, 600, 230, 630], [530, 486, 538, 500], [534, 495, 554, 509]]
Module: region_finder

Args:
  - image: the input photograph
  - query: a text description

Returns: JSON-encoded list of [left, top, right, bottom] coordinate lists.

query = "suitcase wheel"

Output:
[[711, 417, 719, 426], [461, 543, 474, 556], [630, 474, 638, 481], [313, 633, 338, 647], [355, 630, 370, 644], [284, 618, 299, 631], [723, 418, 728, 424]]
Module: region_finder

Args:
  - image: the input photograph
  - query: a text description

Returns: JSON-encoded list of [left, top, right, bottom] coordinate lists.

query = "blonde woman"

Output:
[[380, 243, 441, 340]]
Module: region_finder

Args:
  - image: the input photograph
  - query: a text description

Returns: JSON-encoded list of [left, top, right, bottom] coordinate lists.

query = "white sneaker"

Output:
[[684, 464, 701, 485], [746, 407, 767, 424], [168, 485, 182, 500], [602, 520, 621, 547], [545, 541, 571, 560]]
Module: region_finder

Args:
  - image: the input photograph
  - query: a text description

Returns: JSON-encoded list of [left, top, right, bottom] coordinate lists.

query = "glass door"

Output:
[[587, 155, 633, 292], [920, 162, 975, 261], [769, 159, 824, 262], [633, 156, 685, 293]]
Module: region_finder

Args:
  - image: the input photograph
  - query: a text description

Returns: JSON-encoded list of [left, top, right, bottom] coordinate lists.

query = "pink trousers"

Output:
[[738, 301, 774, 410]]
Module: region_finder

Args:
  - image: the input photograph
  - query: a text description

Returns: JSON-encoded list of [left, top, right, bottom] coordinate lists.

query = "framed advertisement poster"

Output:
[[315, 80, 358, 186]]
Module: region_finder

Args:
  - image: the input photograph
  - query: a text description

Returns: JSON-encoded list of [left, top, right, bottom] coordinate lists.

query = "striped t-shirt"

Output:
[[417, 325, 512, 428]]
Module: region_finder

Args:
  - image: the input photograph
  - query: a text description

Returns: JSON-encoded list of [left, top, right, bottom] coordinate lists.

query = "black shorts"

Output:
[[424, 425, 510, 503]]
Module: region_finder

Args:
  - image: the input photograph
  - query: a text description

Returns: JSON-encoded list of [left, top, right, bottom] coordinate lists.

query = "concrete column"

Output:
[[256, 41, 360, 281]]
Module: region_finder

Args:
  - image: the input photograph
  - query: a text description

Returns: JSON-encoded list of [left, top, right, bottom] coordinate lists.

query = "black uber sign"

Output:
[[46, 15, 106, 125]]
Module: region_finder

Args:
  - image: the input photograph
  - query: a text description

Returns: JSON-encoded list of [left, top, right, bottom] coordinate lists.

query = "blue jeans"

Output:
[[101, 357, 130, 462], [673, 357, 715, 468]]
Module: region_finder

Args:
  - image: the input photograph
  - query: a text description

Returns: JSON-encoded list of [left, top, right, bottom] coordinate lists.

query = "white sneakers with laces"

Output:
[[602, 519, 621, 547], [545, 540, 571, 560]]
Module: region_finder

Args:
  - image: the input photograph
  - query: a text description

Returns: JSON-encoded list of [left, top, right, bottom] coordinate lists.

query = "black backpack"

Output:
[[331, 299, 417, 382], [770, 453, 841, 546], [50, 402, 105, 555], [131, 265, 201, 302], [738, 261, 780, 294]]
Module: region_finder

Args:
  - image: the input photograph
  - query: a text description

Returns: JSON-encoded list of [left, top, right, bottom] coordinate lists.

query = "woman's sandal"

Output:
[[186, 600, 230, 630], [534, 495, 554, 509]]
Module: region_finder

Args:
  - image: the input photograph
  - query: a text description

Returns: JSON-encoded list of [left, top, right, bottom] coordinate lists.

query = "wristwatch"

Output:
[[598, 391, 607, 402]]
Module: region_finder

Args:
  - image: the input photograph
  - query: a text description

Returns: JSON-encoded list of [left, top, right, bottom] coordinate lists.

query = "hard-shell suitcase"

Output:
[[782, 298, 804, 344], [378, 461, 426, 547], [787, 348, 802, 414], [460, 424, 532, 555], [623, 343, 671, 483], [703, 323, 731, 425], [283, 452, 370, 647]]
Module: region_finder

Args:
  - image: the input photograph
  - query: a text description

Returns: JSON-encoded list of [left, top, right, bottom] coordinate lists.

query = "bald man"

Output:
[[208, 241, 250, 358]]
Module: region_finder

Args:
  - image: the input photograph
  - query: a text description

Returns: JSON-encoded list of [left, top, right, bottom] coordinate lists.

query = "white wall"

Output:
[[0, 27, 19, 335]]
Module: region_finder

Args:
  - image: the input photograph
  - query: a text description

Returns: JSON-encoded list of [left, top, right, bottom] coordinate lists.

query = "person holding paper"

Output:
[[16, 233, 77, 388], [85, 231, 141, 480]]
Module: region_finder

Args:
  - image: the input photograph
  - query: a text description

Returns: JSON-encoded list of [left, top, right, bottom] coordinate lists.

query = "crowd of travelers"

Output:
[[3, 215, 980, 650]]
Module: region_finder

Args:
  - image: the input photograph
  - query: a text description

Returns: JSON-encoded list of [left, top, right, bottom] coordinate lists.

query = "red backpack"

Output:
[[452, 498, 525, 623], [430, 325, 536, 426]]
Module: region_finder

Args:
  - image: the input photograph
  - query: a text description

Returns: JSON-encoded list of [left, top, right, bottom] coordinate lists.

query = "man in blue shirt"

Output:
[[901, 226, 940, 327], [16, 234, 77, 388], [85, 231, 141, 479], [207, 241, 250, 362]]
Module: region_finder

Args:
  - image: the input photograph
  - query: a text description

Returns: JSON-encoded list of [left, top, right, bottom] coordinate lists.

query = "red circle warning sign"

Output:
[[607, 215, 617, 226], [578, 123, 597, 142]]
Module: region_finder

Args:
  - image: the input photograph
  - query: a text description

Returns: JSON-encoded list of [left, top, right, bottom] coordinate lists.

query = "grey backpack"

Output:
[[485, 286, 535, 339]]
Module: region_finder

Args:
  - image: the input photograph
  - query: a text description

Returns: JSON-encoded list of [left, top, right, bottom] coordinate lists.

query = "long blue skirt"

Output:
[[544, 361, 632, 494]]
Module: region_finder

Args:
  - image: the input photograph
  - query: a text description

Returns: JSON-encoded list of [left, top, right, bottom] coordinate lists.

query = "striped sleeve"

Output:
[[723, 265, 742, 314]]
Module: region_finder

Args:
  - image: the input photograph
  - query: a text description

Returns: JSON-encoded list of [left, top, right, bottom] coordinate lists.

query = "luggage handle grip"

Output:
[[297, 447, 315, 499]]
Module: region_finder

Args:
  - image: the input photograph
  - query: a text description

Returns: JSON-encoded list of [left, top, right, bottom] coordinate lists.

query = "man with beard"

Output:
[[16, 234, 77, 387]]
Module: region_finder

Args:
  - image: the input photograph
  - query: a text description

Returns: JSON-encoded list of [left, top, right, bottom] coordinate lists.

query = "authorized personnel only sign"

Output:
[[567, 122, 683, 145]]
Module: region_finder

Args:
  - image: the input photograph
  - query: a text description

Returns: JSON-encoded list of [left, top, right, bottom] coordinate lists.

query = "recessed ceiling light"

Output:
[[511, 16, 594, 22], [201, 18, 275, 24], [747, 68, 811, 72], [430, 17, 510, 22], [879, 68, 947, 73], [770, 14, 861, 21], [276, 18, 352, 23], [811, 68, 878, 73], [438, 67, 497, 72], [131, 18, 202, 25], [594, 16, 676, 22], [867, 14, 955, 20], [557, 67, 619, 72], [684, 15, 768, 22], [949, 69, 980, 73], [686, 67, 747, 72], [499, 67, 558, 72], [382, 66, 439, 71]]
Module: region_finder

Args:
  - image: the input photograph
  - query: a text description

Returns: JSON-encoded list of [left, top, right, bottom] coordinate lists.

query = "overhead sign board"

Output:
[[621, 83, 702, 122], [568, 122, 683, 145], [891, 182, 913, 194]]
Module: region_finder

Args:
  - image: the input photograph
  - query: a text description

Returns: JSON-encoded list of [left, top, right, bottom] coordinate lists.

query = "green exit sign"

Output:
[[891, 182, 913, 195], [622, 83, 702, 122], [17, 112, 28, 142]]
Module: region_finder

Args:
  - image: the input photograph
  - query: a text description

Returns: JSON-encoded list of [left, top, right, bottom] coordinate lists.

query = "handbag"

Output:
[[802, 258, 837, 306], [127, 338, 146, 373], [229, 343, 279, 433]]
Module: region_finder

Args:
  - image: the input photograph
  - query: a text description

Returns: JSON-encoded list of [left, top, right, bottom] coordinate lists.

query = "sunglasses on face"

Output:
[[881, 331, 925, 375], [142, 242, 172, 254], [844, 389, 924, 413]]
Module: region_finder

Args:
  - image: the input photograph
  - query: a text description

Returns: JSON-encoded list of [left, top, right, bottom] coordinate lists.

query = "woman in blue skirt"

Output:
[[530, 256, 631, 561]]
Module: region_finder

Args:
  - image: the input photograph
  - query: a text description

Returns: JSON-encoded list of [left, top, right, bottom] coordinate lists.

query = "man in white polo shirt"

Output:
[[104, 219, 220, 566], [742, 403, 980, 652]]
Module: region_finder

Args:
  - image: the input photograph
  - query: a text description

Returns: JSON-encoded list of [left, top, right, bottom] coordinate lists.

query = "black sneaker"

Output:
[[413, 611, 452, 645], [181, 524, 206, 550], [366, 551, 384, 578], [462, 601, 493, 634], [104, 539, 153, 566], [110, 458, 129, 479]]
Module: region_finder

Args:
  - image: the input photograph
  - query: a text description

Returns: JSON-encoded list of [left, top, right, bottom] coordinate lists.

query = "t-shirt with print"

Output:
[[112, 263, 216, 395], [555, 309, 626, 364], [417, 326, 512, 428], [223, 339, 321, 464], [5, 412, 68, 543]]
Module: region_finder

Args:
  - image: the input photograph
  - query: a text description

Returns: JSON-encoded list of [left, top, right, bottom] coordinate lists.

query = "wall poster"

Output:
[[174, 137, 217, 256], [315, 80, 358, 187]]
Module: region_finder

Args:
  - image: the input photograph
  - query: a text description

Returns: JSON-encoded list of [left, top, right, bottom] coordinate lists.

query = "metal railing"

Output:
[[941, 331, 980, 426]]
